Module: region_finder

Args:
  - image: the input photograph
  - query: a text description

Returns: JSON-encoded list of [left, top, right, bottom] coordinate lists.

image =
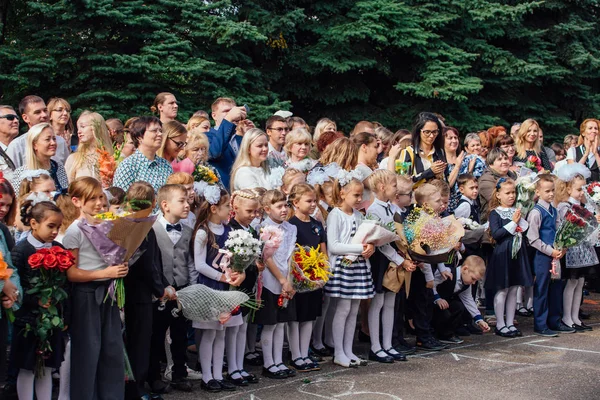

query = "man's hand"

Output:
[[224, 107, 248, 124]]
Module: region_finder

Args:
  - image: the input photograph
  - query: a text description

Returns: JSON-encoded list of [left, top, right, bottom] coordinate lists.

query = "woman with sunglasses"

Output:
[[157, 121, 188, 169], [64, 111, 114, 186]]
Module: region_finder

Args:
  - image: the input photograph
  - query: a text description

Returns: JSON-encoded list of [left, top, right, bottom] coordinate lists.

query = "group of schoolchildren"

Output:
[[0, 143, 597, 400]]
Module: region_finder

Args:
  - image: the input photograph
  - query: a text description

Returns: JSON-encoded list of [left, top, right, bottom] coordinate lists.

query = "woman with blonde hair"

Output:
[[284, 128, 316, 171], [157, 120, 188, 165], [151, 92, 178, 124], [513, 118, 552, 170], [64, 111, 114, 185], [318, 137, 358, 171], [186, 115, 211, 132], [47, 97, 74, 147], [230, 128, 271, 192]]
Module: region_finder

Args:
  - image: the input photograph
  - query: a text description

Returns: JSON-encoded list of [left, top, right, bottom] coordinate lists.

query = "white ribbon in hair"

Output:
[[307, 162, 342, 186], [336, 168, 364, 187], [21, 169, 51, 181], [555, 163, 591, 182], [25, 192, 54, 206], [194, 181, 221, 205]]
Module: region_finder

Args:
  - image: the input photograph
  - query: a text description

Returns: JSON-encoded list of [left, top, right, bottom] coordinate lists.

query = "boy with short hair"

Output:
[[148, 184, 194, 393], [454, 173, 483, 259], [526, 174, 571, 337], [432, 256, 490, 344]]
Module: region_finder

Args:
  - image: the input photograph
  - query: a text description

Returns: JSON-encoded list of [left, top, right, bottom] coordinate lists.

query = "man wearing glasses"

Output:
[[265, 115, 289, 168], [0, 105, 19, 177]]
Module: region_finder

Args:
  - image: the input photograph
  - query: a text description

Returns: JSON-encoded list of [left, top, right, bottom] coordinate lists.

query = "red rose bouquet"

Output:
[[26, 246, 74, 377], [525, 155, 543, 172]]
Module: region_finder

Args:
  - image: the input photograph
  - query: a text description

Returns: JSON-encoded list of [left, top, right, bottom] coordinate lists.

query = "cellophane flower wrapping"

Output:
[[260, 225, 283, 261], [290, 245, 331, 292], [174, 284, 256, 322], [554, 204, 598, 250], [344, 217, 399, 264], [402, 207, 464, 263], [515, 171, 539, 216], [193, 165, 219, 185], [584, 182, 600, 213], [223, 229, 263, 273], [78, 208, 158, 308]]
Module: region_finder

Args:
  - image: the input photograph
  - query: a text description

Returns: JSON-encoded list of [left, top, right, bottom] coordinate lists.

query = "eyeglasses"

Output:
[[170, 137, 187, 149], [421, 129, 439, 137], [0, 114, 18, 121], [269, 127, 291, 133]]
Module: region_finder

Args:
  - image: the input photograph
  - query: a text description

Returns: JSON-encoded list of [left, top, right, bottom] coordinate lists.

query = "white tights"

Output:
[[226, 316, 249, 379], [368, 292, 398, 354], [332, 299, 360, 365], [198, 328, 225, 383], [17, 368, 53, 400], [261, 323, 287, 372], [494, 286, 518, 330], [563, 277, 585, 327], [289, 321, 314, 364], [58, 337, 71, 400]]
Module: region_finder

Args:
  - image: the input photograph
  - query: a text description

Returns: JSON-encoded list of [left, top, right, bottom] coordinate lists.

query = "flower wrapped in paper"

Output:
[[219, 229, 262, 283], [259, 225, 283, 261], [584, 181, 600, 213], [402, 207, 464, 263], [290, 245, 331, 292], [342, 215, 399, 265], [78, 208, 158, 308], [515, 170, 539, 216]]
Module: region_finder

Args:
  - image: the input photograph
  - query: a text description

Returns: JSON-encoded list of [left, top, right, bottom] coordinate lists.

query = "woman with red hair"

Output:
[[566, 118, 600, 182]]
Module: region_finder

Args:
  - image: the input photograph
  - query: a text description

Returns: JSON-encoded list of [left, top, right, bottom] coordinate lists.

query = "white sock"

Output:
[[563, 279, 577, 327], [212, 330, 226, 381], [17, 369, 35, 400], [343, 300, 361, 361], [199, 329, 216, 383], [324, 297, 337, 348], [261, 324, 277, 371], [288, 321, 303, 363], [299, 321, 314, 359], [237, 317, 249, 374], [17, 368, 53, 400], [312, 296, 329, 349], [382, 292, 397, 352], [332, 299, 351, 364], [273, 323, 287, 370], [58, 337, 70, 400], [525, 286, 534, 310], [368, 293, 384, 353], [226, 326, 241, 377], [494, 288, 508, 329], [505, 286, 518, 328], [572, 277, 585, 326], [35, 368, 53, 400]]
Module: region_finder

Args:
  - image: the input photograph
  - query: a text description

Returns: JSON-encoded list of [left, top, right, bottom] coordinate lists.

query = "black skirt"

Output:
[[294, 289, 323, 322], [12, 324, 65, 370], [253, 288, 296, 325]]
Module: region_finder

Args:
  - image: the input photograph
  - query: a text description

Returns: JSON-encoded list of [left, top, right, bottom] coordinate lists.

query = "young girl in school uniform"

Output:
[[287, 183, 327, 372], [192, 185, 244, 393], [555, 167, 598, 331], [254, 189, 298, 379], [63, 177, 128, 400], [324, 173, 375, 368], [485, 178, 532, 338], [12, 198, 65, 400]]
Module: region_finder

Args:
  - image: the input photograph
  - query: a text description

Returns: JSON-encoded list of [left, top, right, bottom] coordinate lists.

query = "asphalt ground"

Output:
[[165, 293, 600, 400]]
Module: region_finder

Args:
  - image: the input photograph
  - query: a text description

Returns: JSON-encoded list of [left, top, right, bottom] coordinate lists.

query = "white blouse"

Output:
[[233, 166, 271, 191]]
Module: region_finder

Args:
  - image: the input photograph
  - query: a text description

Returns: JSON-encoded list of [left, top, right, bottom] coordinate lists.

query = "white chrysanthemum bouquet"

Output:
[[219, 230, 263, 282]]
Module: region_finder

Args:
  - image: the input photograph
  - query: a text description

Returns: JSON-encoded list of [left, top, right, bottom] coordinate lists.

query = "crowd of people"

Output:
[[0, 93, 597, 400]]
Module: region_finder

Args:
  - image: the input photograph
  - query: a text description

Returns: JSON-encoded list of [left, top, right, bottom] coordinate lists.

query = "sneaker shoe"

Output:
[[186, 367, 203, 380], [437, 335, 464, 345], [392, 338, 417, 355], [416, 337, 446, 351], [534, 329, 558, 337], [552, 322, 576, 334]]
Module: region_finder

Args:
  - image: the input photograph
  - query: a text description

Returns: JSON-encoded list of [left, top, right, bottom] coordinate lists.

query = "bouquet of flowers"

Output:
[[78, 208, 157, 308], [260, 225, 284, 261], [219, 229, 263, 283], [26, 246, 74, 377], [0, 251, 21, 321], [553, 204, 598, 278], [193, 164, 219, 185], [515, 172, 539, 216], [290, 245, 331, 292], [525, 155, 543, 173], [584, 182, 600, 212], [98, 148, 117, 188], [342, 215, 399, 265], [402, 207, 464, 263], [172, 284, 258, 323], [395, 160, 411, 175]]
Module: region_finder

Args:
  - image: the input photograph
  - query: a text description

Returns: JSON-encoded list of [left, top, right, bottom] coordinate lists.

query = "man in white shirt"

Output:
[[7, 95, 70, 168], [265, 115, 289, 168]]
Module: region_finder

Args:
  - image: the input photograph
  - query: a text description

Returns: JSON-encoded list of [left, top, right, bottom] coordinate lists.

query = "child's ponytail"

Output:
[[20, 196, 61, 227]]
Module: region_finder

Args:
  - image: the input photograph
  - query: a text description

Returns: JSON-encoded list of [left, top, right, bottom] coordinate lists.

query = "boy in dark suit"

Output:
[[148, 184, 194, 393]]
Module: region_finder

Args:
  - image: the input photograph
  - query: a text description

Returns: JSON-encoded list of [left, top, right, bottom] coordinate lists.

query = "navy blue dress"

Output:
[[198, 225, 231, 291], [485, 208, 533, 291]]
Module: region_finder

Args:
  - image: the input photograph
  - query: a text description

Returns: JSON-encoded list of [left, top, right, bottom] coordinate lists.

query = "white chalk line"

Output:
[[450, 352, 535, 365]]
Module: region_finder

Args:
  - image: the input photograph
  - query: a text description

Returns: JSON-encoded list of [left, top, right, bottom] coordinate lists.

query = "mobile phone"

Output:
[[243, 104, 250, 113]]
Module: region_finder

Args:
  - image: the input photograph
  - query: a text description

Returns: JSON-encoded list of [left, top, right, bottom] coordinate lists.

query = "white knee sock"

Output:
[[312, 296, 329, 349], [494, 289, 508, 329], [299, 321, 313, 359], [212, 330, 226, 381], [287, 321, 303, 363], [572, 277, 585, 326], [226, 326, 242, 378], [58, 337, 70, 400], [368, 293, 384, 353], [562, 279, 577, 327], [343, 300, 360, 361], [324, 297, 337, 348], [505, 286, 519, 328], [199, 329, 216, 383], [261, 324, 277, 371], [273, 323, 287, 370], [382, 292, 397, 353], [332, 299, 351, 364]]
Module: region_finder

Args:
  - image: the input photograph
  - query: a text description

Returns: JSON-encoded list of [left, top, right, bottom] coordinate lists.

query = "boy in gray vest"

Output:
[[148, 184, 194, 393]]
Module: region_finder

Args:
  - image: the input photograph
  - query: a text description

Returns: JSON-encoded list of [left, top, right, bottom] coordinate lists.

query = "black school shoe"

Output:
[[200, 379, 221, 393], [240, 370, 259, 384], [393, 338, 417, 355], [290, 358, 313, 372], [384, 348, 407, 361], [217, 380, 237, 391], [368, 349, 394, 363], [226, 371, 248, 386], [244, 351, 263, 366], [171, 378, 193, 392], [574, 322, 593, 331], [262, 365, 287, 379], [416, 337, 447, 351], [552, 322, 576, 334], [437, 335, 464, 345]]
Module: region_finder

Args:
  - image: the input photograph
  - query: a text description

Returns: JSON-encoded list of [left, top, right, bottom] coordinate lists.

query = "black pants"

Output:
[[148, 300, 188, 383], [432, 298, 465, 338], [124, 302, 153, 399], [0, 311, 7, 384], [407, 268, 434, 340], [391, 286, 406, 344]]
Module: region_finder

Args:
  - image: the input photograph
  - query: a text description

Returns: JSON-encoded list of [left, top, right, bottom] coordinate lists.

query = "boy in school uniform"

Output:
[[526, 174, 573, 337], [148, 184, 194, 393], [432, 256, 490, 344]]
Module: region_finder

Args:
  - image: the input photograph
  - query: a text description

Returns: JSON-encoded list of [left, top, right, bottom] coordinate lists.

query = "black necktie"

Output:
[[166, 223, 182, 232], [384, 204, 392, 216]]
